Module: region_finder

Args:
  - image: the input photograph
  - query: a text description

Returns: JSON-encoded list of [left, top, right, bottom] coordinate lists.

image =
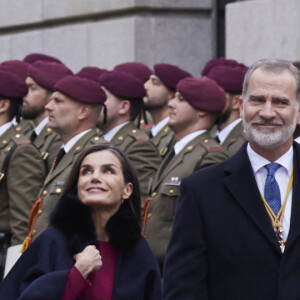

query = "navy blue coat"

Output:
[[163, 142, 300, 300], [0, 228, 162, 299]]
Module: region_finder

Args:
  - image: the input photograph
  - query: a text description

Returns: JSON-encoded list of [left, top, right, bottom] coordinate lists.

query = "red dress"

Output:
[[61, 241, 117, 300]]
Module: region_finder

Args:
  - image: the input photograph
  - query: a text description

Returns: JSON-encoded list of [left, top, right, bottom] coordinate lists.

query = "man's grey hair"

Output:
[[242, 58, 300, 103]]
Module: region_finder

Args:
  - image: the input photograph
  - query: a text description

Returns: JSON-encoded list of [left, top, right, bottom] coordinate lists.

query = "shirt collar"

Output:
[[33, 117, 49, 135], [0, 122, 13, 136], [174, 130, 206, 155], [104, 122, 129, 142], [217, 118, 242, 144], [63, 129, 91, 153], [151, 117, 170, 137], [247, 143, 293, 175]]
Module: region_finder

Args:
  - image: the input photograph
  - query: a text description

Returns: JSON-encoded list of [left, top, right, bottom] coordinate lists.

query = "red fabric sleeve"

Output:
[[61, 266, 91, 300]]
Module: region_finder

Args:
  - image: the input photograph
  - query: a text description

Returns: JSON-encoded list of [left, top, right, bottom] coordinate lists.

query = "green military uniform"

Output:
[[220, 120, 246, 156], [0, 125, 46, 245], [151, 125, 176, 160], [29, 126, 62, 173], [31, 129, 104, 241], [110, 122, 161, 202], [199, 120, 246, 168], [143, 131, 219, 268], [15, 119, 34, 136]]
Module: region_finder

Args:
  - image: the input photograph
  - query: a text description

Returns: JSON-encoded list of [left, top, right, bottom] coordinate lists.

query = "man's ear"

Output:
[[197, 110, 207, 118], [78, 104, 91, 120], [232, 95, 241, 110], [119, 100, 130, 116], [0, 99, 10, 113]]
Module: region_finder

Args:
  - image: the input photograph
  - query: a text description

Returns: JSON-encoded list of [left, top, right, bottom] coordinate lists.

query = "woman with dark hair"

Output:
[[0, 144, 162, 300]]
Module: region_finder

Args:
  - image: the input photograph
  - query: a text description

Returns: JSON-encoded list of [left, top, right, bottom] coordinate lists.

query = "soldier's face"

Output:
[[168, 92, 199, 134], [45, 91, 84, 135], [143, 75, 174, 110], [240, 68, 300, 150], [78, 150, 132, 214], [22, 77, 51, 120]]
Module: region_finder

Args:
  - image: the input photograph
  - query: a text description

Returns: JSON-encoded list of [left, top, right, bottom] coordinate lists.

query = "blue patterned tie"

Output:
[[264, 163, 281, 215]]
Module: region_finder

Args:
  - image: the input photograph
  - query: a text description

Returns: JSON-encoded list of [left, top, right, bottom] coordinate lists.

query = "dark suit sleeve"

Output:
[[7, 144, 46, 245], [163, 176, 209, 300]]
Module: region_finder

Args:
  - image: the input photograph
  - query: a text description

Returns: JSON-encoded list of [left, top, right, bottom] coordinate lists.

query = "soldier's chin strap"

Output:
[[21, 198, 42, 253], [102, 104, 107, 125]]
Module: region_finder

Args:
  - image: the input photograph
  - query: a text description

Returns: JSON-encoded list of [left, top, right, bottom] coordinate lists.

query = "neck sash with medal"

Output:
[[260, 166, 293, 253]]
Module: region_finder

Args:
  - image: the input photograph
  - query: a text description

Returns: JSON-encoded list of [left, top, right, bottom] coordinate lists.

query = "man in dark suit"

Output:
[[163, 58, 300, 299]]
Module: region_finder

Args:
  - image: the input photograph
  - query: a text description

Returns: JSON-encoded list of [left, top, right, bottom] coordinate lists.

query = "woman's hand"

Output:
[[74, 245, 102, 279]]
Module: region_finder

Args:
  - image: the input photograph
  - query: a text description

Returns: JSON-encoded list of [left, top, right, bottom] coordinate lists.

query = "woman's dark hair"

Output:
[[51, 143, 142, 254], [64, 143, 141, 225]]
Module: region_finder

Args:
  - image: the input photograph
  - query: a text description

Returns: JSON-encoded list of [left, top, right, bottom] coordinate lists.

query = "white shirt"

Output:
[[0, 122, 13, 136], [151, 117, 170, 137], [33, 117, 49, 136], [103, 122, 129, 142], [247, 143, 293, 241], [174, 130, 206, 155], [217, 118, 242, 144], [63, 129, 91, 153]]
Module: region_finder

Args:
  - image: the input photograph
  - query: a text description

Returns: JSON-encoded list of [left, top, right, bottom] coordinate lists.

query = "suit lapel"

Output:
[[223, 144, 281, 253], [43, 129, 96, 186], [152, 134, 203, 191], [284, 142, 300, 251], [34, 126, 51, 148]]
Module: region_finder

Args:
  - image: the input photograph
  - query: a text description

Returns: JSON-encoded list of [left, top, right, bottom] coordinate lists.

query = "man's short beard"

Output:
[[215, 109, 231, 128], [243, 113, 298, 149], [22, 106, 45, 120]]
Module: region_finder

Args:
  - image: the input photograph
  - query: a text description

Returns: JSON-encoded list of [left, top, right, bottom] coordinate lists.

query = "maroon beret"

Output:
[[114, 62, 152, 83], [177, 77, 226, 113], [54, 75, 106, 104], [0, 60, 29, 81], [99, 70, 146, 99], [207, 65, 248, 93], [154, 63, 191, 91], [201, 57, 247, 76], [76, 66, 108, 83], [23, 53, 63, 64], [0, 71, 28, 98], [28, 61, 73, 91]]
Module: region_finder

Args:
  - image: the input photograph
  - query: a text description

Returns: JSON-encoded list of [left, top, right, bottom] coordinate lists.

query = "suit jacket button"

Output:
[[147, 213, 152, 218], [56, 188, 62, 193], [151, 192, 157, 197], [32, 230, 36, 236], [42, 190, 48, 196], [38, 209, 42, 216]]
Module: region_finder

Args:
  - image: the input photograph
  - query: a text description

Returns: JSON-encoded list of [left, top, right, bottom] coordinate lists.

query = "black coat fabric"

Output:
[[0, 193, 162, 300], [163, 142, 300, 300]]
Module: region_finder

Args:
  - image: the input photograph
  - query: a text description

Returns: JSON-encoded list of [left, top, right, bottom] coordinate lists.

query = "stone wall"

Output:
[[226, 0, 300, 66], [0, 0, 217, 76]]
